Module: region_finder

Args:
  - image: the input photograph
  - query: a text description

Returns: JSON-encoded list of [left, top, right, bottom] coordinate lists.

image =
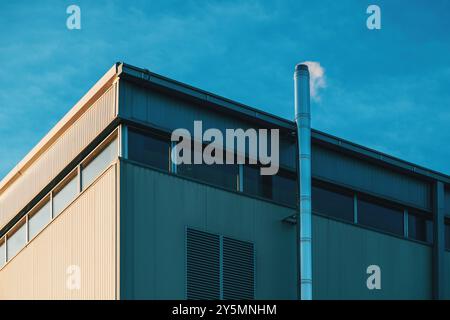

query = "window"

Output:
[[53, 173, 78, 217], [128, 128, 170, 171], [312, 184, 354, 222], [408, 211, 433, 244], [81, 138, 117, 190], [0, 238, 5, 267], [243, 164, 272, 199], [243, 165, 297, 206], [358, 197, 404, 236], [272, 169, 297, 207], [186, 228, 255, 300], [29, 199, 51, 240], [6, 219, 27, 260], [179, 146, 239, 191]]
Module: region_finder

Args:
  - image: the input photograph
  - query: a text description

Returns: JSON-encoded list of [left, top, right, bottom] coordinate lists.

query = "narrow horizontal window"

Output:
[[29, 198, 51, 240], [0, 238, 5, 267], [243, 164, 272, 199], [312, 184, 354, 222], [244, 165, 297, 207], [81, 137, 118, 190], [178, 145, 239, 191], [6, 219, 27, 261], [408, 211, 433, 244], [53, 173, 78, 217], [358, 197, 404, 236], [128, 128, 170, 171], [272, 170, 297, 207]]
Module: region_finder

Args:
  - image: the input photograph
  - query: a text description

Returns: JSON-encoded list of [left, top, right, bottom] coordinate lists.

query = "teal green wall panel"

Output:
[[120, 160, 436, 300], [312, 145, 431, 211], [313, 215, 432, 299], [120, 161, 297, 299], [444, 252, 450, 299], [118, 80, 297, 170]]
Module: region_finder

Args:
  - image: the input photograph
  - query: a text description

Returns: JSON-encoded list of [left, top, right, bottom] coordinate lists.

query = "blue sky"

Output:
[[0, 0, 449, 180]]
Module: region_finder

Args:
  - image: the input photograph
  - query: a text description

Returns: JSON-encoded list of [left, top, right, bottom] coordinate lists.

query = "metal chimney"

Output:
[[294, 63, 312, 300]]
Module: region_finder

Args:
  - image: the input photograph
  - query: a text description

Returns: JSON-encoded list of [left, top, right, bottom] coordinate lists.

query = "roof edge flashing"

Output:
[[0, 63, 120, 195], [118, 63, 296, 131]]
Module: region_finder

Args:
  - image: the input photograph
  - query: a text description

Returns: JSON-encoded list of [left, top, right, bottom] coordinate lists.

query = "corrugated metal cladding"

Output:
[[120, 161, 297, 299], [0, 83, 117, 231], [118, 80, 297, 170], [312, 144, 431, 211], [0, 165, 117, 300], [313, 215, 432, 299]]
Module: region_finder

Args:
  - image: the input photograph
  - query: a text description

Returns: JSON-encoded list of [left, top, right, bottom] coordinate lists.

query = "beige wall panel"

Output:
[[0, 165, 117, 300], [0, 83, 117, 230]]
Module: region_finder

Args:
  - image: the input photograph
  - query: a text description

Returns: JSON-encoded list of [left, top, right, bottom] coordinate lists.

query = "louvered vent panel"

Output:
[[222, 237, 255, 300], [186, 228, 220, 300]]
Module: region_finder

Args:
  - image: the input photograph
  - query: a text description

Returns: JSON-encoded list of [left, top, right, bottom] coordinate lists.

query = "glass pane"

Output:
[[7, 221, 27, 260], [29, 200, 51, 239], [408, 213, 433, 244], [243, 165, 297, 206], [0, 240, 5, 267], [358, 198, 404, 236], [178, 146, 239, 190], [271, 170, 297, 206], [82, 138, 117, 190], [128, 129, 169, 171], [312, 185, 354, 222], [243, 165, 272, 199], [53, 175, 78, 217]]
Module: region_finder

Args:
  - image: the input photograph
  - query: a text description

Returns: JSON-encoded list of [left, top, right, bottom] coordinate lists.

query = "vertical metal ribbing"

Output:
[[294, 63, 312, 300], [433, 181, 445, 300]]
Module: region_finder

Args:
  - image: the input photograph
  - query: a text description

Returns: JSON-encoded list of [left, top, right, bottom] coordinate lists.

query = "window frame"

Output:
[[0, 128, 120, 271], [407, 209, 433, 244], [51, 168, 79, 218], [27, 194, 52, 241], [0, 236, 5, 267], [5, 216, 27, 262], [243, 163, 298, 207], [177, 138, 241, 192], [80, 133, 118, 191], [127, 126, 172, 172], [312, 180, 355, 223], [355, 193, 405, 237]]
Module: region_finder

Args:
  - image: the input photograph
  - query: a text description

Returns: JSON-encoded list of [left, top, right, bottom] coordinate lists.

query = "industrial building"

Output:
[[0, 62, 449, 300]]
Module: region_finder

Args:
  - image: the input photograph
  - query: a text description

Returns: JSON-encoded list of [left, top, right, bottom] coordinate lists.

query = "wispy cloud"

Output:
[[0, 0, 450, 179], [301, 61, 326, 101]]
